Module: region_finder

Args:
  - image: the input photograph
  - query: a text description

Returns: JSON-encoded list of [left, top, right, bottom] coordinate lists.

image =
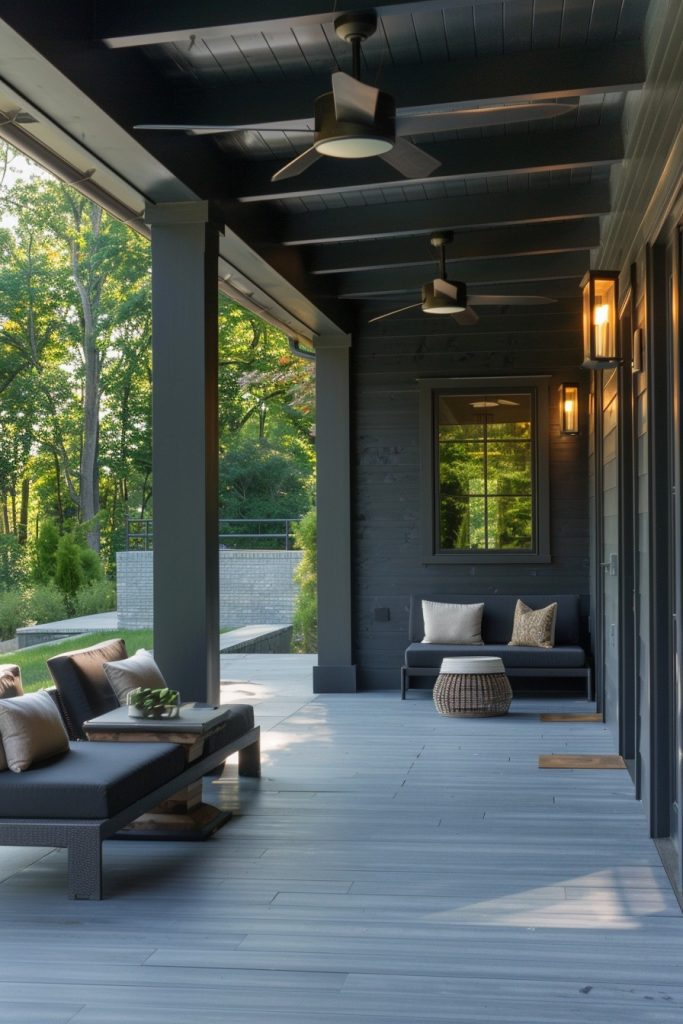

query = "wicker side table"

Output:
[[433, 656, 512, 718]]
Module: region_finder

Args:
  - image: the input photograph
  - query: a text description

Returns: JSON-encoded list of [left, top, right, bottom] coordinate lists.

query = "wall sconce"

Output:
[[559, 383, 579, 434], [581, 270, 620, 368]]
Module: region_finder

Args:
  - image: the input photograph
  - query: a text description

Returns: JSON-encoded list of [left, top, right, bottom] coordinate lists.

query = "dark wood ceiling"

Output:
[[0, 0, 652, 338]]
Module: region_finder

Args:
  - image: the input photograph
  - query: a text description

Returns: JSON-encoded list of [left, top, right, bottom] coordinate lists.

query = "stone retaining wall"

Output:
[[117, 549, 303, 630]]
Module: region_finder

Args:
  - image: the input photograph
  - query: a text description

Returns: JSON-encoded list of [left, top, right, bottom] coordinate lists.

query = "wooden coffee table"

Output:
[[83, 705, 243, 840]]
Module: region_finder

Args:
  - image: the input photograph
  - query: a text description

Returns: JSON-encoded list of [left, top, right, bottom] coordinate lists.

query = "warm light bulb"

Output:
[[593, 304, 610, 326]]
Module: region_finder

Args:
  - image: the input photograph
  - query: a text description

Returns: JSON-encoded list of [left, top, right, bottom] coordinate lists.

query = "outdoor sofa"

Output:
[[401, 593, 592, 700], [0, 640, 260, 899]]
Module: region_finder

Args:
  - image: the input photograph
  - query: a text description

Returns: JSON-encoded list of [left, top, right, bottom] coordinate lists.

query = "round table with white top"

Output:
[[432, 656, 513, 717]]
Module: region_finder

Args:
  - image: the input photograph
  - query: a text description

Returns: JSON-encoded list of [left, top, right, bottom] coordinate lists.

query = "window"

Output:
[[420, 377, 550, 564]]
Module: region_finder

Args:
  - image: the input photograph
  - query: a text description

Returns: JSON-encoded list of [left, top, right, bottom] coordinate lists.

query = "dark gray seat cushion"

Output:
[[202, 704, 255, 756], [0, 740, 185, 819], [405, 642, 587, 670]]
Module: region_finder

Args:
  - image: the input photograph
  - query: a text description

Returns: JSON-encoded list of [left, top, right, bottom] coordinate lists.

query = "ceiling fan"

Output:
[[135, 10, 577, 183], [369, 233, 556, 325]]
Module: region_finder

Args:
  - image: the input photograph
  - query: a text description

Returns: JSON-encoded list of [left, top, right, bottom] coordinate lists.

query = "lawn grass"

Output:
[[0, 629, 153, 692]]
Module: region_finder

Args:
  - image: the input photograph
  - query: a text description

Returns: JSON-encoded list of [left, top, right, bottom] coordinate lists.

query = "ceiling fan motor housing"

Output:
[[422, 279, 468, 314], [313, 91, 396, 157]]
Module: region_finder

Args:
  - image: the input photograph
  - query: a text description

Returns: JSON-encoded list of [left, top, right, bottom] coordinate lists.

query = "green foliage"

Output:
[[291, 508, 317, 653], [33, 520, 60, 583], [79, 545, 104, 584], [2, 628, 153, 692], [73, 578, 116, 616], [0, 535, 27, 590], [0, 588, 28, 641], [54, 532, 84, 604], [219, 436, 313, 530], [26, 583, 67, 625]]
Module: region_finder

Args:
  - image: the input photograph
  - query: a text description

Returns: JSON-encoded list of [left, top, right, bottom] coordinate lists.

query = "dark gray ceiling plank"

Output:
[[283, 182, 612, 244], [98, 1, 573, 47], [237, 126, 623, 201], [362, 312, 580, 334], [135, 41, 644, 130], [334, 251, 590, 296], [309, 219, 601, 273], [361, 278, 585, 301]]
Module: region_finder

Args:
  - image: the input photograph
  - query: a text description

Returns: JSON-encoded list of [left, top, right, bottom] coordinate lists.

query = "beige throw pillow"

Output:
[[0, 690, 69, 773], [422, 600, 484, 645], [0, 670, 24, 771], [103, 649, 168, 705], [0, 667, 23, 698], [508, 600, 557, 649]]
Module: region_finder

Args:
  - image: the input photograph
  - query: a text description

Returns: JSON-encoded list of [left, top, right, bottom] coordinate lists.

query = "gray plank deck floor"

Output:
[[0, 655, 682, 1024]]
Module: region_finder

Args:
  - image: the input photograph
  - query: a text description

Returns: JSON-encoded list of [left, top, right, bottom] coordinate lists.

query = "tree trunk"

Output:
[[18, 477, 29, 545]]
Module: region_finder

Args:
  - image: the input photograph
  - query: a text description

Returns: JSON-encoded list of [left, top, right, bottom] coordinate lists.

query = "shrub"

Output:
[[79, 546, 104, 584], [73, 578, 116, 616], [26, 584, 67, 625], [54, 532, 84, 607], [291, 507, 317, 652], [0, 534, 28, 590], [0, 588, 29, 641], [33, 520, 60, 583]]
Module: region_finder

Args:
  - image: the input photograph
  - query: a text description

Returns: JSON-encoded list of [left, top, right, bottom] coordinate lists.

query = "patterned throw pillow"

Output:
[[508, 600, 557, 649]]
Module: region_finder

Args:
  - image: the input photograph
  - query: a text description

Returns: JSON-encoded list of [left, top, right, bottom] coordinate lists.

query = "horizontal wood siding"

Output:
[[351, 318, 590, 688]]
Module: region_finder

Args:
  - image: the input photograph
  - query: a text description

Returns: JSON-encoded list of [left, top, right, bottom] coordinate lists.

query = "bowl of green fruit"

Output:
[[126, 686, 181, 719]]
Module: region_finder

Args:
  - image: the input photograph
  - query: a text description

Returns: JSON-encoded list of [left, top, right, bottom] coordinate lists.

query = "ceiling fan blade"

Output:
[[379, 138, 440, 179], [433, 279, 461, 301], [368, 303, 423, 324], [468, 294, 557, 306], [331, 71, 379, 124], [396, 102, 578, 136], [452, 307, 479, 326], [135, 123, 314, 136], [271, 146, 322, 182]]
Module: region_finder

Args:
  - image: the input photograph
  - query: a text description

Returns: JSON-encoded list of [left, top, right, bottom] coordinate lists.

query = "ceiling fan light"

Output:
[[315, 135, 393, 158]]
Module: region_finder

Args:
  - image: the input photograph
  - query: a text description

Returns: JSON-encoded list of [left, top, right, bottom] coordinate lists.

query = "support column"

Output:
[[145, 201, 220, 704], [313, 334, 357, 693]]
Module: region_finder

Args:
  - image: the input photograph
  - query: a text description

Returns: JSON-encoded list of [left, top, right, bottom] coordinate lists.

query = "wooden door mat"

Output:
[[538, 754, 626, 769], [540, 713, 603, 722]]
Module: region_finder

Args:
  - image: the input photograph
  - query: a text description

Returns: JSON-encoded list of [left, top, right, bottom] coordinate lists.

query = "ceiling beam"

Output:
[[134, 42, 644, 133], [334, 251, 589, 298], [98, 1, 581, 47], [283, 182, 612, 245], [309, 219, 601, 275], [236, 127, 622, 202]]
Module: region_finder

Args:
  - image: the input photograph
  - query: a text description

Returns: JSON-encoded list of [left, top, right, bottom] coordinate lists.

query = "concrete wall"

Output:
[[117, 549, 303, 629]]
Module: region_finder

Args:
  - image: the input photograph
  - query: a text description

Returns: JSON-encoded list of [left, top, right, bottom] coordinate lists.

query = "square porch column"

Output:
[[145, 200, 221, 704], [313, 334, 357, 693]]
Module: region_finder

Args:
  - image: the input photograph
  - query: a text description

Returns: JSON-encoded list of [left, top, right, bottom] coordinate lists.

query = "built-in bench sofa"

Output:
[[401, 594, 592, 700], [0, 641, 260, 899]]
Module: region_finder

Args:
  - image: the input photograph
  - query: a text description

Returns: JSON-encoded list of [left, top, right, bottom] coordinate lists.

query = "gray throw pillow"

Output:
[[0, 669, 24, 771], [103, 649, 168, 705], [0, 690, 69, 773], [508, 600, 557, 648], [421, 600, 485, 645]]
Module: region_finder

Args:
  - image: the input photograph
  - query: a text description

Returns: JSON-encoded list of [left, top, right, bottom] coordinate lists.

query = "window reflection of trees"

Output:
[[437, 393, 533, 552]]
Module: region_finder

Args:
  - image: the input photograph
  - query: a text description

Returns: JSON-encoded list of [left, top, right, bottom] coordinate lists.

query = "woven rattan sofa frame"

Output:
[[0, 725, 260, 900]]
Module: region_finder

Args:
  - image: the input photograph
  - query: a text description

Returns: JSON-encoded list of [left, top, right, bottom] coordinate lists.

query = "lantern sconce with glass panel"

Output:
[[559, 383, 579, 435], [581, 270, 621, 369]]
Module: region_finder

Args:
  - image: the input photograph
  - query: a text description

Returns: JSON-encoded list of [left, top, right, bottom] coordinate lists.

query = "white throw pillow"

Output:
[[421, 600, 485, 645], [0, 690, 69, 773], [103, 649, 168, 705]]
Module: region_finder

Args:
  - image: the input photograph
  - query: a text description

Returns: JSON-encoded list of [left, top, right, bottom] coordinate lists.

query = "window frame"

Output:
[[419, 375, 551, 564]]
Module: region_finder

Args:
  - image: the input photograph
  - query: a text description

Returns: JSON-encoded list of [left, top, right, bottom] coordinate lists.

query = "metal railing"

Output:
[[124, 516, 301, 551]]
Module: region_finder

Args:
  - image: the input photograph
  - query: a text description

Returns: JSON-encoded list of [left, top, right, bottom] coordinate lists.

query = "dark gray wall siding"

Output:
[[351, 319, 590, 689]]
